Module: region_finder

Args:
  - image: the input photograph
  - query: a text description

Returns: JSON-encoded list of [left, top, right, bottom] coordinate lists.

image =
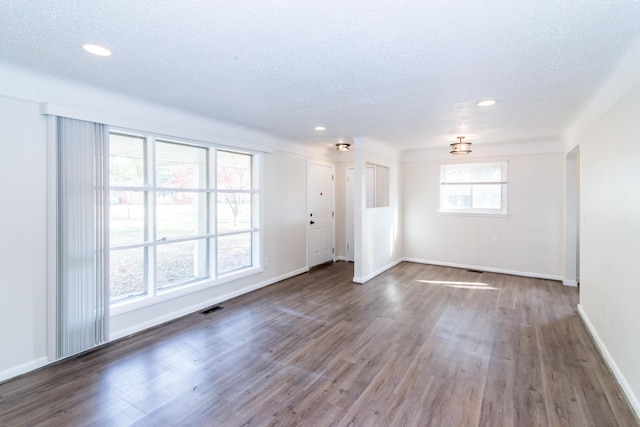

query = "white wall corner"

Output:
[[352, 258, 403, 284], [353, 136, 365, 150], [562, 279, 578, 287], [403, 258, 563, 282], [577, 304, 640, 421], [352, 135, 403, 160], [0, 357, 50, 384], [564, 33, 640, 146], [359, 137, 402, 161]]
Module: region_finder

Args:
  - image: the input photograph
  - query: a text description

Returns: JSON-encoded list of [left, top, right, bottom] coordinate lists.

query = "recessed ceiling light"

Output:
[[477, 99, 496, 107], [83, 44, 112, 57], [314, 126, 326, 131]]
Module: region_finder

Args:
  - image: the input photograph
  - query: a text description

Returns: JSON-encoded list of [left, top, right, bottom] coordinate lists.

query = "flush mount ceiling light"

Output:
[[450, 136, 472, 155], [314, 126, 326, 131], [477, 99, 496, 106], [336, 143, 351, 151], [82, 43, 112, 57]]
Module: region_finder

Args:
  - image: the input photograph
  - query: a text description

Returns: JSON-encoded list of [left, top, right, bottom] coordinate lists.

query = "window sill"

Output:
[[438, 210, 509, 218], [110, 265, 264, 316]]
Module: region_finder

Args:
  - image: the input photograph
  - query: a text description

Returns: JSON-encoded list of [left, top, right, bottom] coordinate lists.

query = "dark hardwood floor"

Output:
[[0, 262, 637, 426]]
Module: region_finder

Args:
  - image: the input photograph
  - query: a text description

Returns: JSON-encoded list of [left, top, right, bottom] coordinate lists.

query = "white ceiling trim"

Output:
[[402, 137, 566, 162], [40, 102, 273, 154], [564, 33, 640, 148]]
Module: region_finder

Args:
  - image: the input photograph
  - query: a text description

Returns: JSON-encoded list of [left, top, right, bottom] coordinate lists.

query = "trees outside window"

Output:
[[109, 132, 260, 305]]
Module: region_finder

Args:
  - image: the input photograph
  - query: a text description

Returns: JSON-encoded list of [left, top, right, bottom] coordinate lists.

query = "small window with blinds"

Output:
[[439, 161, 508, 215]]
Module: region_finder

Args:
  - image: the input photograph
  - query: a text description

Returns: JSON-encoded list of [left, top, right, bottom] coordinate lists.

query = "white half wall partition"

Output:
[[352, 137, 403, 283]]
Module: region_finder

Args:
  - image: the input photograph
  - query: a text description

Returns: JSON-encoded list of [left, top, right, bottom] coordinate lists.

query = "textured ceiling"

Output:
[[1, 0, 640, 150]]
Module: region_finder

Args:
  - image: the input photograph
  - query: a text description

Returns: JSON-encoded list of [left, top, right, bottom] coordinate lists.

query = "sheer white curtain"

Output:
[[55, 117, 109, 359]]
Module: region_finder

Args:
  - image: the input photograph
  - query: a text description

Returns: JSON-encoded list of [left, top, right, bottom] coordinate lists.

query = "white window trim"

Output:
[[40, 103, 273, 154], [110, 265, 263, 316], [108, 127, 264, 315], [439, 161, 509, 216]]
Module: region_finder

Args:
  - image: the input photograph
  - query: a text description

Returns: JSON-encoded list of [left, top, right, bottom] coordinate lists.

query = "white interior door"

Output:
[[346, 167, 355, 262], [307, 161, 335, 267]]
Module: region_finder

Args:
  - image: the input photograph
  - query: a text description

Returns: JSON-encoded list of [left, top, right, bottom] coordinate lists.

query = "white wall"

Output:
[[334, 161, 348, 261], [0, 97, 49, 378], [402, 151, 565, 279], [576, 76, 640, 416], [0, 61, 330, 380]]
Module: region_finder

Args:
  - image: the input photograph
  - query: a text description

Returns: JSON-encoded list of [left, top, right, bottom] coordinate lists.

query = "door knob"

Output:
[[310, 220, 315, 225]]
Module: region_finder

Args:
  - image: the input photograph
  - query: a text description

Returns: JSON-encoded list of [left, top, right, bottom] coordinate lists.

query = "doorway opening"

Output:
[[564, 145, 580, 287]]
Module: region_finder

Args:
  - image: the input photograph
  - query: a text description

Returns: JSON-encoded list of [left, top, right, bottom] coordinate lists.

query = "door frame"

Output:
[[564, 145, 580, 287], [306, 160, 336, 268], [346, 167, 354, 262]]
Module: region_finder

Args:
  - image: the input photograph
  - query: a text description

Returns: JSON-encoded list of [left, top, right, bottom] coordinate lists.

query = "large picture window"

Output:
[[109, 131, 260, 305], [440, 161, 508, 215]]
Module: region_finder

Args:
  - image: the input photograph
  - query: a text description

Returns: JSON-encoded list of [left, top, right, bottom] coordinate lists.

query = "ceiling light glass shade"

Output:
[[477, 99, 496, 106], [336, 143, 351, 151], [449, 136, 472, 154]]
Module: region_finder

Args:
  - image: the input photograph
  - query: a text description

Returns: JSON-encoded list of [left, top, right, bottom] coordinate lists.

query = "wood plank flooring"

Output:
[[0, 261, 637, 426]]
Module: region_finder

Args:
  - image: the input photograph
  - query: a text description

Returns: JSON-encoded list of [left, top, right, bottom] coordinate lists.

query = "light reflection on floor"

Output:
[[416, 279, 498, 291]]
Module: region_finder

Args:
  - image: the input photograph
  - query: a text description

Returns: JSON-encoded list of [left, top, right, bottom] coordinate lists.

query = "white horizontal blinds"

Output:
[[56, 117, 109, 359]]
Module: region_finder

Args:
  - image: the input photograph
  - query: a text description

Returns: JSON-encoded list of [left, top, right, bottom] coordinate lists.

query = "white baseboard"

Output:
[[562, 279, 578, 287], [335, 256, 347, 262], [402, 257, 563, 282], [577, 304, 640, 420], [110, 266, 309, 341], [353, 258, 403, 283], [0, 357, 50, 384]]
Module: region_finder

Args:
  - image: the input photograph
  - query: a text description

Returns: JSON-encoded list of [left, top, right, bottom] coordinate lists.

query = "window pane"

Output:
[[217, 150, 252, 190], [110, 247, 146, 302], [217, 192, 252, 233], [472, 165, 502, 182], [472, 184, 502, 209], [157, 240, 208, 290], [218, 233, 252, 274], [110, 190, 146, 245], [156, 192, 207, 239], [443, 165, 472, 183], [110, 134, 145, 187], [442, 185, 472, 209], [440, 162, 507, 214], [109, 131, 261, 307], [156, 141, 207, 189]]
